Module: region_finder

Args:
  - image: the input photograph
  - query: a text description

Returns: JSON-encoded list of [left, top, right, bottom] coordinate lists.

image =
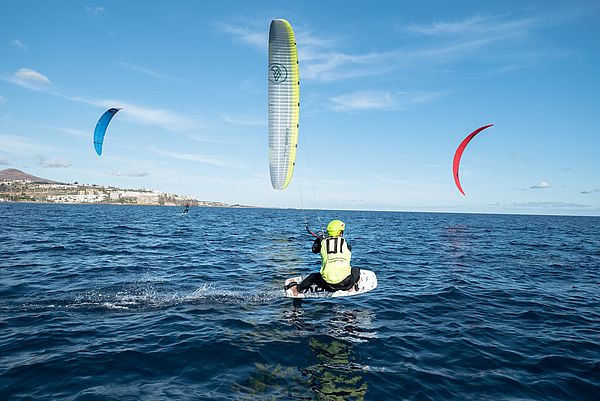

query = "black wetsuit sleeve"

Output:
[[347, 242, 352, 252], [312, 237, 322, 253]]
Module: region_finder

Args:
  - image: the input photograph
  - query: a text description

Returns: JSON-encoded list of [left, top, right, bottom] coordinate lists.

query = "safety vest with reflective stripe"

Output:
[[320, 236, 352, 284]]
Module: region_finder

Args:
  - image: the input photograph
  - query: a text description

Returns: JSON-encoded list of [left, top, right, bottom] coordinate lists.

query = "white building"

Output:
[[47, 194, 108, 203]]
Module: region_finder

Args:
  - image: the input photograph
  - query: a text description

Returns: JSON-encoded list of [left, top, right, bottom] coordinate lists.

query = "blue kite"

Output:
[[93, 108, 121, 156]]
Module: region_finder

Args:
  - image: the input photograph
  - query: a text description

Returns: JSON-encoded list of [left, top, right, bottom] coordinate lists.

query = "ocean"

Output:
[[1, 203, 599, 400]]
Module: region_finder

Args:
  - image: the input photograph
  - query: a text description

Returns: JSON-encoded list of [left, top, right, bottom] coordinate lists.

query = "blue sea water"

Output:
[[0, 203, 599, 400]]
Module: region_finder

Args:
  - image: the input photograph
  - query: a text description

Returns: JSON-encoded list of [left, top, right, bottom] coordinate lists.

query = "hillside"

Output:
[[0, 168, 245, 207], [0, 168, 57, 183]]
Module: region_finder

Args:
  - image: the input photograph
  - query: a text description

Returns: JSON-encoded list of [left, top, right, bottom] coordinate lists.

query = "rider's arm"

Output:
[[312, 236, 322, 253]]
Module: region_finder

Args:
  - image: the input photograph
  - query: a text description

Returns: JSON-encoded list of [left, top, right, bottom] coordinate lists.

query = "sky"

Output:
[[1, 0, 599, 215]]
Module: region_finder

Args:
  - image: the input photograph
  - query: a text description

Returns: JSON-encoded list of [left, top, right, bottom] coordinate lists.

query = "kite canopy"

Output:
[[93, 108, 120, 156], [452, 124, 493, 195], [268, 19, 300, 190]]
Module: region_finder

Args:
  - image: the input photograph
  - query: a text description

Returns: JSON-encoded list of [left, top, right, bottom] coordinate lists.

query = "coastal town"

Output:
[[0, 168, 233, 207]]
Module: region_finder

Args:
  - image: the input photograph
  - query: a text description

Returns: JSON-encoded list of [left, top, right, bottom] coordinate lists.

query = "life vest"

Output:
[[320, 236, 352, 284]]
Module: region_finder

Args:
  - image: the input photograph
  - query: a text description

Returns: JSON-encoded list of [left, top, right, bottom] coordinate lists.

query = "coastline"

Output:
[[0, 199, 255, 208]]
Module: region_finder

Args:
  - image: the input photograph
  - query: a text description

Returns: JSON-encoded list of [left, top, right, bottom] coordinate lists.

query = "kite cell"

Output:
[[93, 108, 121, 156], [268, 19, 300, 190], [452, 124, 493, 195]]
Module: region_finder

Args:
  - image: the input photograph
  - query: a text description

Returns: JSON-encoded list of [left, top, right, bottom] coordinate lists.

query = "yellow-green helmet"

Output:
[[326, 220, 345, 236]]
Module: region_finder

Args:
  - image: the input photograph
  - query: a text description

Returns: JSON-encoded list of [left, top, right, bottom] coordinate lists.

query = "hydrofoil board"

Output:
[[284, 269, 377, 299]]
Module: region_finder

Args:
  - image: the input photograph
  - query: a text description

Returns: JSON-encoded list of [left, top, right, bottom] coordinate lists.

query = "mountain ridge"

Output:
[[0, 168, 57, 183]]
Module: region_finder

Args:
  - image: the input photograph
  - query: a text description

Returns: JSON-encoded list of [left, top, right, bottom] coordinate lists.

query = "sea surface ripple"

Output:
[[1, 204, 599, 400]]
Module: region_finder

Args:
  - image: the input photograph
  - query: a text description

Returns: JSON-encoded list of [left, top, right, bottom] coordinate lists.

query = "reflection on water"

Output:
[[231, 362, 307, 400], [301, 304, 374, 400], [233, 302, 376, 400], [285, 302, 377, 343], [304, 337, 368, 401], [443, 224, 470, 262]]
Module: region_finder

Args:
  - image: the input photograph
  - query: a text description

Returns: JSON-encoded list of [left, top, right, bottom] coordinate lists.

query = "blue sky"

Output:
[[1, 0, 599, 215]]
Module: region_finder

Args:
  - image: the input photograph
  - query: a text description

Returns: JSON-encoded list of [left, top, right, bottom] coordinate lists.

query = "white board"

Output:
[[284, 269, 377, 299]]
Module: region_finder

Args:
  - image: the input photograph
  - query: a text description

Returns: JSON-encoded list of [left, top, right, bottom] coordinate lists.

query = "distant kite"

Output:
[[452, 124, 493, 195], [93, 108, 121, 156]]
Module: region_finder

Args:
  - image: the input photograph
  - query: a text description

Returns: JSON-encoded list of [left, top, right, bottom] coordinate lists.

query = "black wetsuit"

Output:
[[296, 236, 360, 292]]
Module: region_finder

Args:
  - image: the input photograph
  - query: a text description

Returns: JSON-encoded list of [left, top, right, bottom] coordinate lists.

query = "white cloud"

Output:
[[9, 68, 52, 90], [406, 15, 537, 38], [50, 127, 87, 138], [329, 90, 394, 112], [217, 20, 389, 82], [0, 135, 53, 153], [221, 113, 265, 126], [109, 171, 150, 177], [105, 100, 195, 130], [38, 156, 71, 168], [113, 102, 197, 130], [490, 64, 533, 74], [511, 201, 589, 209], [11, 39, 28, 50], [218, 22, 266, 49], [580, 188, 600, 194], [530, 181, 551, 189], [329, 90, 444, 112], [186, 133, 235, 144], [218, 14, 557, 84], [219, 20, 338, 57], [85, 6, 105, 15], [402, 91, 445, 105], [0, 96, 6, 105], [296, 30, 338, 51], [298, 18, 533, 82], [149, 146, 241, 168], [68, 96, 198, 131], [301, 50, 390, 82], [4, 68, 200, 131], [407, 16, 490, 35], [277, 15, 554, 82], [118, 62, 170, 80], [0, 158, 9, 165]]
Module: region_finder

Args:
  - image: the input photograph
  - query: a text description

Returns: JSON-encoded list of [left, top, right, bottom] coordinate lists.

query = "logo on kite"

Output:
[[268, 63, 287, 84], [452, 124, 493, 196]]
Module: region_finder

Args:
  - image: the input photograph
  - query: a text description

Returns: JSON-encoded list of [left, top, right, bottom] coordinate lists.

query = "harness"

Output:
[[320, 236, 352, 284]]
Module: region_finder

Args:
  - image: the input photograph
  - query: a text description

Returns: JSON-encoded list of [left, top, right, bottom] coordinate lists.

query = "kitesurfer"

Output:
[[183, 203, 189, 214], [287, 220, 360, 295]]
